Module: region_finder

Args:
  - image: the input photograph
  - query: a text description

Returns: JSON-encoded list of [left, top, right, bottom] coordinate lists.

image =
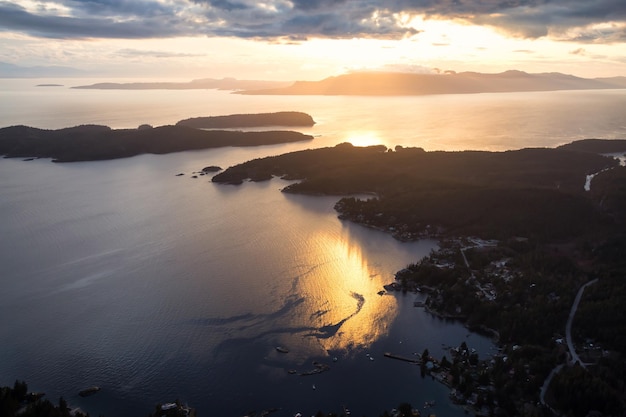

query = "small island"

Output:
[[176, 111, 315, 129]]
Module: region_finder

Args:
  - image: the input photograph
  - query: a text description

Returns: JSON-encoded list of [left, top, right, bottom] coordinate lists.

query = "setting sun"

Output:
[[345, 131, 384, 148]]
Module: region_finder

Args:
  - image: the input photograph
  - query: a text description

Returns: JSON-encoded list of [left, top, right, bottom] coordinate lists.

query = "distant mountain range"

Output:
[[238, 70, 626, 96], [4, 64, 625, 96], [72, 78, 292, 91]]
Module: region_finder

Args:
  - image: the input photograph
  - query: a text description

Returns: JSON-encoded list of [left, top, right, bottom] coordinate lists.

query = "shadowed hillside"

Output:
[[558, 138, 626, 153]]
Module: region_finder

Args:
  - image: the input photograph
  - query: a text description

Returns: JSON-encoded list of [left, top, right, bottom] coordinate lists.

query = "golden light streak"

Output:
[[291, 227, 398, 355], [344, 131, 384, 148]]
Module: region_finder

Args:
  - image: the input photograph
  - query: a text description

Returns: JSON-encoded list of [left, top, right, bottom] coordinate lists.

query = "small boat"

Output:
[[78, 386, 101, 397], [276, 346, 289, 353], [312, 384, 316, 390], [424, 400, 436, 408]]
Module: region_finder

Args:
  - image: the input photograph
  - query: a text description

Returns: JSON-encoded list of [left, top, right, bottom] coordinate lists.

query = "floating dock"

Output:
[[383, 352, 421, 364]]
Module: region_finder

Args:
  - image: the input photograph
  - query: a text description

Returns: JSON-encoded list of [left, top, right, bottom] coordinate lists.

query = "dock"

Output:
[[383, 352, 421, 364]]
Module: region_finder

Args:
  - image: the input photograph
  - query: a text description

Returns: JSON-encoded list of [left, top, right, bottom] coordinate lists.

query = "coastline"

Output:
[[3, 85, 626, 417]]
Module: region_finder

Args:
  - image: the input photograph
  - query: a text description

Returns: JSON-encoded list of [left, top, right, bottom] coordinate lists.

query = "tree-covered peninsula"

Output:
[[213, 139, 626, 416], [212, 141, 624, 241], [0, 124, 312, 162]]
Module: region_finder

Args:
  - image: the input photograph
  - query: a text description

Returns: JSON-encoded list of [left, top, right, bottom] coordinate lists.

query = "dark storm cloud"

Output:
[[61, 0, 173, 17], [0, 1, 192, 39], [206, 0, 251, 11], [290, 0, 350, 11], [1, 0, 624, 42]]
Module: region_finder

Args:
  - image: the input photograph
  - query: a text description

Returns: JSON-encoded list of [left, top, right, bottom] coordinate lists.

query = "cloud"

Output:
[[116, 48, 204, 58], [0, 0, 624, 43], [0, 1, 193, 39]]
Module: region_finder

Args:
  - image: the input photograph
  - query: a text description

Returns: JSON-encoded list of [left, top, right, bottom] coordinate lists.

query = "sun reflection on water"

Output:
[[290, 227, 399, 356], [344, 131, 384, 148]]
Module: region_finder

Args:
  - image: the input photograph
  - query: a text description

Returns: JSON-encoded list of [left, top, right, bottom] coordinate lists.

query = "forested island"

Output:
[[213, 139, 626, 416], [176, 111, 314, 128], [0, 112, 315, 162]]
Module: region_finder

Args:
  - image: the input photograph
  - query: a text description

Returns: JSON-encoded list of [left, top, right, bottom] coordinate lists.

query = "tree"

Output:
[[398, 402, 413, 416], [440, 355, 451, 368], [59, 396, 68, 413], [12, 380, 27, 401]]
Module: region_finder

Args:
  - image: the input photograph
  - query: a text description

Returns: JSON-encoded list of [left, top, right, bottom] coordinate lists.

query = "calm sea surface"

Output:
[[1, 80, 625, 417]]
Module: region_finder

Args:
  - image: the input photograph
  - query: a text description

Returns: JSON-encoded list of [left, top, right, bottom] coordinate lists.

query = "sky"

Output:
[[0, 0, 625, 80]]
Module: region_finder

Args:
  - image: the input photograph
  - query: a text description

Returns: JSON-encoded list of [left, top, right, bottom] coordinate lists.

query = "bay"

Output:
[[1, 81, 625, 416]]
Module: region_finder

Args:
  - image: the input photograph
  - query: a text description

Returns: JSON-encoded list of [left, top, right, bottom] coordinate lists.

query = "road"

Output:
[[540, 278, 598, 410], [540, 363, 564, 408], [565, 279, 598, 368]]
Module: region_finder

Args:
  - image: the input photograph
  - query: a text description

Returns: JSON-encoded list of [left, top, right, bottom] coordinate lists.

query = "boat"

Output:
[[78, 386, 101, 397], [159, 401, 196, 416], [275, 346, 289, 353]]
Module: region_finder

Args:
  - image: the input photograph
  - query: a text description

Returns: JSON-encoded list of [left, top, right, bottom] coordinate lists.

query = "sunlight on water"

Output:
[[293, 226, 398, 355], [344, 131, 384, 148]]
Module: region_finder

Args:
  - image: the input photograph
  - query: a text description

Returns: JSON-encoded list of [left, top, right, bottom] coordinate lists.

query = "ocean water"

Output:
[[1, 81, 625, 417], [2, 79, 626, 151]]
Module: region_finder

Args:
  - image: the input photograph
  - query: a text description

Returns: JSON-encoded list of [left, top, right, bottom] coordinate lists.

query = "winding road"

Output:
[[566, 279, 598, 367], [540, 278, 598, 408]]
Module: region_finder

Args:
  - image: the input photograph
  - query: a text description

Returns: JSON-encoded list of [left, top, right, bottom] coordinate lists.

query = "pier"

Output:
[[383, 352, 421, 364]]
